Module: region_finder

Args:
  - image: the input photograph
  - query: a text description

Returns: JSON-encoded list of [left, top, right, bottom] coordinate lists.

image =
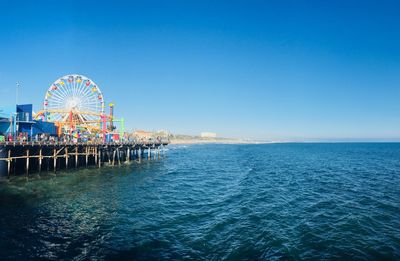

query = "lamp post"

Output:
[[16, 82, 20, 105]]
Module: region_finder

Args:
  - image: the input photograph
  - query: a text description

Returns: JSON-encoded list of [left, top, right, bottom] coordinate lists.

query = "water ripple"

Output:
[[0, 143, 400, 259]]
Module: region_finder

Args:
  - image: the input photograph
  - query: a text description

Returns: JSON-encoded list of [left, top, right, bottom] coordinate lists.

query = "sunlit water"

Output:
[[0, 143, 399, 260]]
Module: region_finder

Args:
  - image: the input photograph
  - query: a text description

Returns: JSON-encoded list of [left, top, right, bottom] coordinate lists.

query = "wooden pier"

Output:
[[0, 141, 168, 179]]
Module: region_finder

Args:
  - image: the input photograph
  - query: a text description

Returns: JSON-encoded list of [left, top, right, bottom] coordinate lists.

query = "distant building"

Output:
[[154, 130, 170, 137], [201, 132, 217, 138], [133, 130, 154, 139]]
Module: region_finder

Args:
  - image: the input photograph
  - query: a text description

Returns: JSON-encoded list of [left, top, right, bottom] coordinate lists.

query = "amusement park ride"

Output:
[[33, 74, 124, 140]]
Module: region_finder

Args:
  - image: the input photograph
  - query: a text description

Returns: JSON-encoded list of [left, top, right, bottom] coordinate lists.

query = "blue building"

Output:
[[0, 104, 56, 140]]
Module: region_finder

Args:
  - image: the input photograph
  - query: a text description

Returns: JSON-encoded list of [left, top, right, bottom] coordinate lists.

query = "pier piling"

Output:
[[26, 149, 29, 175], [65, 147, 68, 169], [112, 150, 116, 166], [85, 147, 89, 167], [7, 150, 11, 178], [53, 149, 57, 173], [98, 150, 101, 168]]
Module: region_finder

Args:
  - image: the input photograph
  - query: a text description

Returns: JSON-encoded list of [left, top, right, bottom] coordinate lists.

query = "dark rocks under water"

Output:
[[0, 143, 399, 260]]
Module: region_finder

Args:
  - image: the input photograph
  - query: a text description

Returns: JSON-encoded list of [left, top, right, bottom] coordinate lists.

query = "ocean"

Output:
[[0, 143, 399, 260]]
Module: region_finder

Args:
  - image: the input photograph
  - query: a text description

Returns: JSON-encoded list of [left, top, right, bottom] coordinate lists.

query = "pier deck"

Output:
[[0, 141, 168, 178]]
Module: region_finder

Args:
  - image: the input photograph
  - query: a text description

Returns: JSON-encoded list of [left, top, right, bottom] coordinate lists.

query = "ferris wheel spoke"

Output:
[[47, 98, 62, 105], [79, 91, 94, 104], [76, 76, 87, 98], [57, 79, 69, 98], [47, 105, 65, 111], [79, 104, 102, 111], [50, 100, 66, 105], [50, 90, 66, 100], [81, 94, 100, 107], [51, 104, 66, 108], [79, 105, 98, 110], [71, 75, 78, 94], [81, 84, 96, 101], [83, 80, 101, 98], [45, 87, 64, 102], [82, 102, 100, 108], [48, 101, 66, 109], [63, 78, 74, 98], [56, 82, 71, 100], [48, 93, 66, 102], [66, 78, 73, 97], [81, 100, 102, 105], [67, 78, 76, 98], [72, 76, 81, 98], [58, 79, 72, 97], [80, 90, 95, 104], [52, 90, 68, 105], [47, 99, 66, 105], [77, 77, 90, 97], [46, 106, 63, 111], [82, 95, 98, 104]]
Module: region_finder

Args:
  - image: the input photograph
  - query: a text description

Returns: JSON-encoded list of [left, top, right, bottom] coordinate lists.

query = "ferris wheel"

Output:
[[43, 74, 105, 132]]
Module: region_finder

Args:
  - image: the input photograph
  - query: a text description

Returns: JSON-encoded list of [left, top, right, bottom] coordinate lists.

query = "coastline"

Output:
[[169, 138, 271, 145]]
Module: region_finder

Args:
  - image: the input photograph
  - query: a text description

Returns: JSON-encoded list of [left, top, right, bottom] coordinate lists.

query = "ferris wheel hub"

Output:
[[66, 97, 80, 110]]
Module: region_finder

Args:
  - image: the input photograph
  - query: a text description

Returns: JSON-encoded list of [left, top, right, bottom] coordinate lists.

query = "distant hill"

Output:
[[169, 134, 266, 144]]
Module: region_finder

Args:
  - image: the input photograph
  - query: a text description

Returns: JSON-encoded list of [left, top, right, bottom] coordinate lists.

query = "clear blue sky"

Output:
[[0, 0, 399, 141]]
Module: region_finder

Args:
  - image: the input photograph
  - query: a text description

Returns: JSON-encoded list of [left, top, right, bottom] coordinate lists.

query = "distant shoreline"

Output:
[[169, 138, 270, 145]]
